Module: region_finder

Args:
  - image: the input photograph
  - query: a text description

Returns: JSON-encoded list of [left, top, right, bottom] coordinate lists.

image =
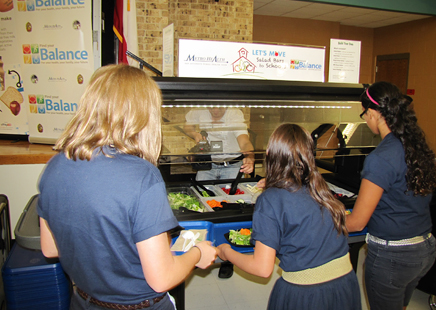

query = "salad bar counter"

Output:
[[166, 178, 261, 223]]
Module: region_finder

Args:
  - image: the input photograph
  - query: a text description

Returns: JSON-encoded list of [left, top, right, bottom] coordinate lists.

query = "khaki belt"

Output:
[[76, 287, 165, 309], [282, 253, 352, 285], [366, 233, 432, 247]]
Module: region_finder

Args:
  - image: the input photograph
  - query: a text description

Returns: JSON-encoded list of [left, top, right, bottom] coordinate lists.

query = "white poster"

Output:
[[179, 39, 325, 82], [328, 39, 361, 83], [0, 0, 28, 136], [0, 0, 94, 143]]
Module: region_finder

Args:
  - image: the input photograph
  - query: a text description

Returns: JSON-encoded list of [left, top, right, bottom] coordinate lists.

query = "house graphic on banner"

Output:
[[232, 48, 256, 73]]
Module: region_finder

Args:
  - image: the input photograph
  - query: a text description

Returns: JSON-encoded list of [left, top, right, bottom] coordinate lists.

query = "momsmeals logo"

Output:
[[22, 43, 89, 65], [28, 94, 77, 115]]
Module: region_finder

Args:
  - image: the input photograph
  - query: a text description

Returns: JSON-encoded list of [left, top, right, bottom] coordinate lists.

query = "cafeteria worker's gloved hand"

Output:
[[194, 241, 217, 269]]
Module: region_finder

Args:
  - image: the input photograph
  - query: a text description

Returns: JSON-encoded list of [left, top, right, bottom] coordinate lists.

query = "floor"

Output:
[[184, 245, 434, 310]]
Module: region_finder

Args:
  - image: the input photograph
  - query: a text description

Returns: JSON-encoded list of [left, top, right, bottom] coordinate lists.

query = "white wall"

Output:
[[0, 164, 46, 236]]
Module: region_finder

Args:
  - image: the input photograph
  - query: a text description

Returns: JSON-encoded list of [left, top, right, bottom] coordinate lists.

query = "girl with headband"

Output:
[[346, 81, 436, 310]]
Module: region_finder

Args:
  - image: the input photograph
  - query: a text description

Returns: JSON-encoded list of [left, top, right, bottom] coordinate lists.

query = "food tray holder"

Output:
[[167, 186, 212, 212], [213, 221, 254, 254], [171, 221, 214, 256], [2, 243, 70, 310]]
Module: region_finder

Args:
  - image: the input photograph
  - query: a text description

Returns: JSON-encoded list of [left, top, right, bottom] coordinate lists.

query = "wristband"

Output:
[[193, 245, 202, 266]]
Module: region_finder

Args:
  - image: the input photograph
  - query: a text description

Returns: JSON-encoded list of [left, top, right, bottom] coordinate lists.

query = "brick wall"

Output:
[[135, 0, 254, 158], [136, 0, 254, 76]]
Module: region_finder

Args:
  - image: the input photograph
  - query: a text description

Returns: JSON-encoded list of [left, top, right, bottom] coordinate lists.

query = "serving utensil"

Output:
[[191, 178, 215, 197], [229, 170, 244, 195]]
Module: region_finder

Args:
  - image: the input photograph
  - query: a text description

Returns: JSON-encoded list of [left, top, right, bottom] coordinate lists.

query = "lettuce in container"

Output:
[[167, 192, 205, 212]]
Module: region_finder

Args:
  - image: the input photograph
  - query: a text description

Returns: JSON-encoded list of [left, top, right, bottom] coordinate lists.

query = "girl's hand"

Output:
[[194, 241, 217, 269], [217, 243, 232, 261], [256, 178, 265, 189]]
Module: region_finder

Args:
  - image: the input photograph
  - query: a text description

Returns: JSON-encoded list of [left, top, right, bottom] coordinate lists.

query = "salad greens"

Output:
[[229, 229, 252, 246], [167, 192, 204, 212]]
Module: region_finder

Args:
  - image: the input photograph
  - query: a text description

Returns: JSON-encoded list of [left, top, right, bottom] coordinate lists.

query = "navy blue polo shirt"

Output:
[[251, 186, 349, 272], [38, 147, 179, 303], [361, 133, 432, 240]]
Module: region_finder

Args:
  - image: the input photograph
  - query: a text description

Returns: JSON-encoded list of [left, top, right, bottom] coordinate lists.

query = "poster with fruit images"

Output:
[[0, 0, 94, 143], [0, 0, 28, 136]]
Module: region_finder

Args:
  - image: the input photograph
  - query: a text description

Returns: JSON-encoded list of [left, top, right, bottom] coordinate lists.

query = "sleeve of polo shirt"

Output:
[[251, 193, 281, 252], [226, 109, 248, 138], [132, 180, 179, 244], [361, 153, 396, 192], [185, 109, 197, 124]]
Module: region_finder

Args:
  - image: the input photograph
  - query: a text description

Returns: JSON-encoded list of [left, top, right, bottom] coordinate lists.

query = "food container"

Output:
[[219, 183, 247, 196], [217, 183, 252, 204], [166, 187, 213, 212], [199, 197, 227, 209], [190, 184, 224, 198], [224, 195, 252, 204], [239, 182, 263, 203]]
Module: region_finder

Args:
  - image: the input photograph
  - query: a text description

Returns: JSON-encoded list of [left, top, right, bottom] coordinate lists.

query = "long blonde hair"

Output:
[[264, 123, 347, 235], [55, 64, 162, 165]]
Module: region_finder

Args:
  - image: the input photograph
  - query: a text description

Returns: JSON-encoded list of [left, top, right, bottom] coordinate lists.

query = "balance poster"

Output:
[[0, 0, 94, 143], [178, 39, 325, 82], [0, 0, 28, 136]]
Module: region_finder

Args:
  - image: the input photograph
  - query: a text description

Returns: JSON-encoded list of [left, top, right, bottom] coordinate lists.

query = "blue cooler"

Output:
[[2, 243, 71, 310]]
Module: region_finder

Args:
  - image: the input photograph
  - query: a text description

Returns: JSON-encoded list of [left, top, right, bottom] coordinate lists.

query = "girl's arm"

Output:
[[346, 178, 383, 232], [217, 241, 276, 278], [137, 233, 216, 293], [40, 218, 59, 258]]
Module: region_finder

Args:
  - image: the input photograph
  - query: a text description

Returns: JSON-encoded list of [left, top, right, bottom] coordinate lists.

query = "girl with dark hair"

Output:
[[346, 81, 436, 310], [217, 123, 361, 310]]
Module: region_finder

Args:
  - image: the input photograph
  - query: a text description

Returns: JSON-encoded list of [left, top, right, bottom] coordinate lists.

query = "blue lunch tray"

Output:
[[2, 243, 70, 310]]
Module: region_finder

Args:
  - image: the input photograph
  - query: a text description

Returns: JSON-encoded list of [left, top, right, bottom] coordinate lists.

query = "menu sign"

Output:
[[179, 39, 325, 82], [0, 0, 94, 143], [328, 39, 361, 83]]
